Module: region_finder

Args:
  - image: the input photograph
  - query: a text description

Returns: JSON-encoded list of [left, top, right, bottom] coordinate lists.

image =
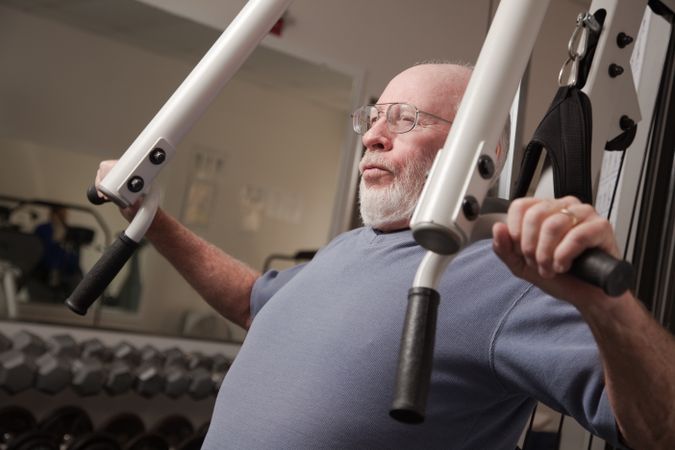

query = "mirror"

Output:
[[0, 0, 358, 342]]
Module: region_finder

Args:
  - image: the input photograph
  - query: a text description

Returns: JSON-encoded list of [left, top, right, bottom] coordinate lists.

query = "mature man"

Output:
[[96, 63, 674, 449]]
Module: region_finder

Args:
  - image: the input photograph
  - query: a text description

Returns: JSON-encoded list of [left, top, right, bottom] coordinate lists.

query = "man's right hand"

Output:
[[94, 159, 139, 222]]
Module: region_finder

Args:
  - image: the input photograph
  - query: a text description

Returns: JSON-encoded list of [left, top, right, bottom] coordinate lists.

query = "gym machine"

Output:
[[66, 0, 632, 308], [391, 0, 647, 423], [63, 0, 646, 440]]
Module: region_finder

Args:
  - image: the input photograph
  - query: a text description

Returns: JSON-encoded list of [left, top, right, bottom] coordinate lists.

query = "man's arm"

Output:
[[96, 161, 259, 329], [492, 196, 675, 448]]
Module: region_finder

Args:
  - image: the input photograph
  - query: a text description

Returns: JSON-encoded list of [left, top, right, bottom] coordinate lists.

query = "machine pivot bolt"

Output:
[[609, 64, 624, 78], [149, 148, 166, 165], [617, 32, 634, 48], [477, 155, 495, 180], [462, 196, 480, 221], [127, 176, 144, 193]]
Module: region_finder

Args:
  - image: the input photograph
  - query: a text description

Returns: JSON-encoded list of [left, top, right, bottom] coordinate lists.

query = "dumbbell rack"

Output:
[[0, 320, 240, 449]]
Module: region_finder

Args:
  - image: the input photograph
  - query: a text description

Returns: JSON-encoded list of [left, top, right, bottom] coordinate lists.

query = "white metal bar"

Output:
[[124, 188, 160, 242], [411, 0, 551, 257], [98, 0, 292, 207]]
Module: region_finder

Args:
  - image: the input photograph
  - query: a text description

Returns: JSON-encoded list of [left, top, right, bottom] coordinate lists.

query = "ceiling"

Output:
[[2, 0, 354, 111]]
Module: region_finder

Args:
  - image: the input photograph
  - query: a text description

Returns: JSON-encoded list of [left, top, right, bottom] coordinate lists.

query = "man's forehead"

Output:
[[378, 64, 471, 117]]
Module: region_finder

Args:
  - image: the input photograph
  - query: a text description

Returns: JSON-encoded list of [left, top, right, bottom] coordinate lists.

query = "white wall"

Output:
[[0, 5, 347, 340], [136, 0, 491, 99]]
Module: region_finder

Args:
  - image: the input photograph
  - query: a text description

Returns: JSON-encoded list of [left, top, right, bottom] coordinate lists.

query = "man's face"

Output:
[[358, 68, 457, 231]]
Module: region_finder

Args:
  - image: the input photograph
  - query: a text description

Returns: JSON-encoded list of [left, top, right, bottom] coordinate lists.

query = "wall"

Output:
[[0, 5, 347, 340]]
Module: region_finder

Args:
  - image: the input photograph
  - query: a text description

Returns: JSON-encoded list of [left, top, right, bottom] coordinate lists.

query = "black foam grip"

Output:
[[390, 287, 440, 424], [65, 234, 138, 315], [87, 185, 107, 205], [570, 248, 634, 297]]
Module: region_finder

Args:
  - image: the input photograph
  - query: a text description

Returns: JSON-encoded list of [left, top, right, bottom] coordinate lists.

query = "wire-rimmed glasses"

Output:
[[351, 102, 451, 135]]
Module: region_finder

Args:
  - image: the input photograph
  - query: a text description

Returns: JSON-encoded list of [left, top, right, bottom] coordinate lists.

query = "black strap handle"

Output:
[[65, 233, 138, 315]]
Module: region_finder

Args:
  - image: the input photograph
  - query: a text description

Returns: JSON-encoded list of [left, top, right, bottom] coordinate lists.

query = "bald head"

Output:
[[378, 63, 473, 122]]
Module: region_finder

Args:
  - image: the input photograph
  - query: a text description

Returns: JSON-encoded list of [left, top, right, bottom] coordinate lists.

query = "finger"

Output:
[[535, 212, 572, 278], [553, 216, 620, 273], [536, 203, 594, 277], [506, 198, 540, 256], [93, 160, 119, 202], [95, 160, 117, 186], [520, 200, 559, 267], [492, 222, 526, 277]]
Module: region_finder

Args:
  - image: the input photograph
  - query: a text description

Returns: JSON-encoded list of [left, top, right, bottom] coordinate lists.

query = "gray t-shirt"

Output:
[[202, 227, 621, 449]]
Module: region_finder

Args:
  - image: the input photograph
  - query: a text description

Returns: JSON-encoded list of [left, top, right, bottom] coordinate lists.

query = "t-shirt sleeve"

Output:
[[250, 263, 307, 318], [490, 286, 625, 448]]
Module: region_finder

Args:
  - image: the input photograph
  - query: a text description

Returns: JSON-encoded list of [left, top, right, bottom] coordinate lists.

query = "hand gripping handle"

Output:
[[87, 185, 108, 205], [65, 234, 138, 315]]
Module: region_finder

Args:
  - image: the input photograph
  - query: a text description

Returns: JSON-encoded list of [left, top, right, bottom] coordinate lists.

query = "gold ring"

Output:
[[558, 208, 579, 227]]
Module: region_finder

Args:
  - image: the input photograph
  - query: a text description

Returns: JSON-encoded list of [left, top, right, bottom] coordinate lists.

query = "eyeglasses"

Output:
[[351, 102, 451, 135]]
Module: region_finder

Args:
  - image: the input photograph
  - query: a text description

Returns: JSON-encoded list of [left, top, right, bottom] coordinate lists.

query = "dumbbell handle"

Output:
[[66, 234, 138, 315]]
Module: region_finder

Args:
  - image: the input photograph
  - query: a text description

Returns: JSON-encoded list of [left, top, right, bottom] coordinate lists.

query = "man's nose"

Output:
[[362, 118, 393, 152]]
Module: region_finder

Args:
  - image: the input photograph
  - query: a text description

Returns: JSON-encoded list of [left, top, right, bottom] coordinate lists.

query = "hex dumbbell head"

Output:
[[211, 354, 231, 373], [139, 345, 164, 366], [46, 334, 79, 358], [12, 330, 46, 355], [186, 352, 213, 371], [135, 363, 165, 398], [79, 338, 111, 362], [71, 358, 105, 396], [163, 347, 186, 368], [164, 365, 190, 399], [105, 361, 135, 396], [0, 350, 37, 393], [188, 368, 214, 400], [112, 341, 139, 365], [35, 353, 71, 395]]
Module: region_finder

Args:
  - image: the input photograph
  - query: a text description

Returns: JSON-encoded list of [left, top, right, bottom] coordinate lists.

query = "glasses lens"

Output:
[[387, 103, 417, 133], [352, 106, 378, 134]]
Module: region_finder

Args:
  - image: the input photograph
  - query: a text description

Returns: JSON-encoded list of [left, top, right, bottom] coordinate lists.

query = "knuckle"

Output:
[[542, 216, 567, 235], [562, 195, 581, 205], [523, 204, 547, 223], [535, 247, 553, 266], [521, 242, 536, 259], [509, 198, 528, 215], [577, 203, 595, 217]]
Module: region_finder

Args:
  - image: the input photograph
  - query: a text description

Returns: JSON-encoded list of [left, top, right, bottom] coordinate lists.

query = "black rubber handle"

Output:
[[389, 249, 633, 425], [390, 287, 440, 424], [570, 248, 634, 297], [65, 233, 139, 315], [87, 185, 108, 205]]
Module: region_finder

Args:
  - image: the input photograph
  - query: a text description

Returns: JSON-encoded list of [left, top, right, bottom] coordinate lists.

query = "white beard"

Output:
[[358, 152, 435, 230]]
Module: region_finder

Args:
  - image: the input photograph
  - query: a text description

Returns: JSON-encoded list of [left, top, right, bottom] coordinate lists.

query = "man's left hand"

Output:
[[492, 196, 620, 305]]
